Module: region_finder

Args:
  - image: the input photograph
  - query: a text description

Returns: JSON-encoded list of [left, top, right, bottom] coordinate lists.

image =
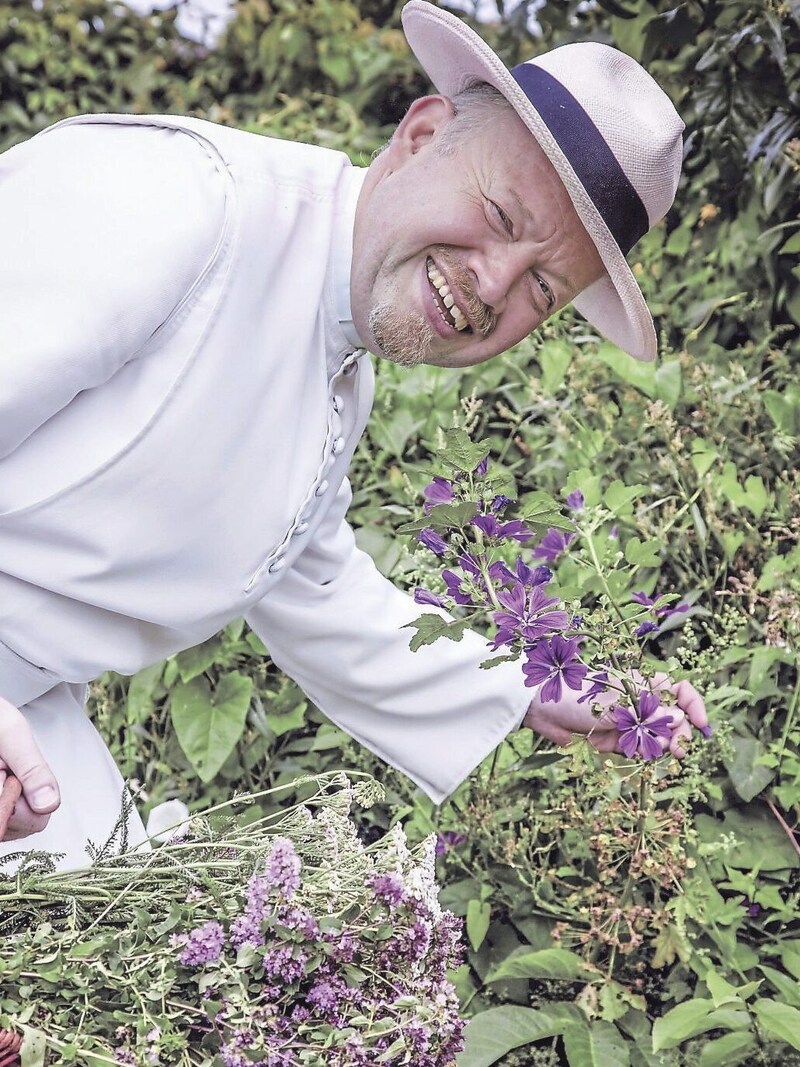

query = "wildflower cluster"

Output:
[[169, 825, 464, 1067], [407, 429, 703, 761], [0, 775, 464, 1067]]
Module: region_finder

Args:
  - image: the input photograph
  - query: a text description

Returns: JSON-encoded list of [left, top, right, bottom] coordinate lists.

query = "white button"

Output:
[[315, 480, 329, 496], [332, 436, 346, 455], [332, 394, 344, 414], [268, 559, 286, 573], [294, 521, 309, 535]]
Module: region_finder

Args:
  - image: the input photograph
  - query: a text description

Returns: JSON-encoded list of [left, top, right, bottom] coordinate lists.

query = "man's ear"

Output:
[[387, 95, 456, 163]]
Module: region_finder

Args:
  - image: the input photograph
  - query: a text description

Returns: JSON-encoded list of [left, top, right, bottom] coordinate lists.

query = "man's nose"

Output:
[[469, 245, 528, 315]]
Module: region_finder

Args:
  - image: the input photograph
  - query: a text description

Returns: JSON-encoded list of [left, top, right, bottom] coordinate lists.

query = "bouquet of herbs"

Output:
[[0, 773, 465, 1067]]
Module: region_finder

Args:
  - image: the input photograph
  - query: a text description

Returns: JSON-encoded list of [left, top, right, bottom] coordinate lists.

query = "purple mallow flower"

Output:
[[532, 527, 575, 563], [423, 476, 454, 511], [614, 690, 673, 760], [435, 831, 467, 856], [522, 635, 588, 701], [491, 582, 569, 649], [472, 513, 532, 542], [179, 920, 225, 967], [413, 587, 445, 608], [636, 620, 660, 638], [418, 527, 448, 556], [578, 670, 610, 704], [566, 489, 584, 511], [490, 494, 514, 513], [474, 456, 489, 476]]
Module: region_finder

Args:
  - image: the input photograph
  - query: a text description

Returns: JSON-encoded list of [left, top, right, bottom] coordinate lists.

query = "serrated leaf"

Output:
[[753, 999, 800, 1050], [458, 1004, 584, 1067], [442, 427, 488, 473], [624, 536, 662, 567], [518, 490, 573, 532], [466, 898, 491, 952], [404, 613, 467, 651], [397, 500, 478, 535], [486, 948, 586, 983], [170, 672, 252, 782], [563, 1021, 631, 1067], [604, 480, 648, 515]]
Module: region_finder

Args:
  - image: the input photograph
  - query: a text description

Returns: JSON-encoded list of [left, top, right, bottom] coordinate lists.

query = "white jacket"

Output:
[[0, 114, 528, 848]]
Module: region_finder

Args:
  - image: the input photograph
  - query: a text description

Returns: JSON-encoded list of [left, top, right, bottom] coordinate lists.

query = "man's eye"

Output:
[[537, 276, 555, 310], [490, 200, 513, 234]]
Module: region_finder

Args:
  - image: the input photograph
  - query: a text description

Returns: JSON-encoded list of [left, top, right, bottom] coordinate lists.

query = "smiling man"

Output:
[[0, 0, 705, 866]]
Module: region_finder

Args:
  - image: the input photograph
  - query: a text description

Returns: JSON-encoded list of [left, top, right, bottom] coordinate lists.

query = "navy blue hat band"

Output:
[[511, 62, 649, 256]]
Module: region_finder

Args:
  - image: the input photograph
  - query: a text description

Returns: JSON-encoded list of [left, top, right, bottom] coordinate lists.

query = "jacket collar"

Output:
[[325, 163, 367, 375]]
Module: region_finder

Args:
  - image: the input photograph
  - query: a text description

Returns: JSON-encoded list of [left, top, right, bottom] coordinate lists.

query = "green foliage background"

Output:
[[1, 0, 798, 1064]]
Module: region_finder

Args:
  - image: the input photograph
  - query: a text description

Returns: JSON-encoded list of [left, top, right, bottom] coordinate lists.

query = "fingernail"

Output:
[[699, 724, 713, 739], [30, 785, 59, 810]]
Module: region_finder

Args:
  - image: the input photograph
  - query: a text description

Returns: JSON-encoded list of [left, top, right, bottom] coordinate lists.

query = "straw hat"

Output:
[[401, 0, 684, 361]]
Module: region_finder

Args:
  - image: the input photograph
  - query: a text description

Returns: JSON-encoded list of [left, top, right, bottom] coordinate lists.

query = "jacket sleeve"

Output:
[[0, 120, 226, 459], [245, 479, 531, 804]]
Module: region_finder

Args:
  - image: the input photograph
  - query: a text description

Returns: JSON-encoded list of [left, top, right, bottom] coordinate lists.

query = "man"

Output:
[[0, 0, 706, 866]]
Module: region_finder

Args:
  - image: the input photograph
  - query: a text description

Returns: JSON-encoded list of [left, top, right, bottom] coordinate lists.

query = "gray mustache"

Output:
[[433, 248, 497, 337]]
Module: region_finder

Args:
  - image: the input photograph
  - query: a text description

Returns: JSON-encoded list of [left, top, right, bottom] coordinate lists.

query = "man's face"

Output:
[[350, 96, 606, 368]]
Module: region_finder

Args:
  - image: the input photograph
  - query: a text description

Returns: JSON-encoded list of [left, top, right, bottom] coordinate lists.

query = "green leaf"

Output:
[[266, 698, 307, 738], [705, 971, 761, 1007], [753, 999, 800, 1050], [652, 1000, 715, 1051], [604, 480, 648, 516], [563, 1021, 631, 1067], [722, 734, 775, 802], [779, 230, 800, 254], [442, 427, 488, 473], [518, 490, 574, 532], [404, 613, 467, 652], [170, 672, 252, 782], [624, 536, 662, 567], [458, 1004, 584, 1067], [538, 339, 573, 392], [466, 898, 491, 952], [596, 341, 656, 397], [654, 359, 682, 407], [486, 948, 587, 983], [174, 637, 221, 683], [691, 438, 719, 478], [126, 662, 164, 723], [698, 1031, 756, 1067], [20, 1028, 47, 1067], [758, 965, 800, 1008]]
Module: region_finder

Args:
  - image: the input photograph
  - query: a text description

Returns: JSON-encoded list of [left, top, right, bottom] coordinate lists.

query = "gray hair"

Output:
[[434, 82, 513, 155], [372, 81, 513, 160]]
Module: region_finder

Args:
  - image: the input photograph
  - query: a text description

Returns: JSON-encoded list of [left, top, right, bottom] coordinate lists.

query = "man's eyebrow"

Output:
[[509, 189, 574, 296]]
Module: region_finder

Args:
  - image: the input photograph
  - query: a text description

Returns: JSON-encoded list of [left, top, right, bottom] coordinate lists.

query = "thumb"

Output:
[[0, 697, 60, 814]]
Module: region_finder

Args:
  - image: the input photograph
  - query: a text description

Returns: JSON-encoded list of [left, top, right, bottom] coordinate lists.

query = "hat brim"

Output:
[[401, 0, 658, 361]]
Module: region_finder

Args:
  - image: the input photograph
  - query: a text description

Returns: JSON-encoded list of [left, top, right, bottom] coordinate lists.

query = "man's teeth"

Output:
[[427, 260, 468, 331]]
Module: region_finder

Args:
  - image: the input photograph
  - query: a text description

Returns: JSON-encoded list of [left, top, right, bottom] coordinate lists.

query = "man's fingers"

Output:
[[671, 679, 708, 729], [0, 698, 60, 814]]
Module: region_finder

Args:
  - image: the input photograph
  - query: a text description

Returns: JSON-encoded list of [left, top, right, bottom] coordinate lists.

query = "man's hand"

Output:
[[0, 696, 60, 841], [523, 672, 708, 759]]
